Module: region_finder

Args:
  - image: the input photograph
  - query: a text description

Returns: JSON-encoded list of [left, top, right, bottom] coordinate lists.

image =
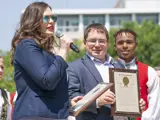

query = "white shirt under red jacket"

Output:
[[118, 58, 160, 120]]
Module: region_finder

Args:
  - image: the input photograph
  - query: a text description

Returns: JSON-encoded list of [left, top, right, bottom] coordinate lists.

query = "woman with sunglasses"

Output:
[[11, 2, 80, 120]]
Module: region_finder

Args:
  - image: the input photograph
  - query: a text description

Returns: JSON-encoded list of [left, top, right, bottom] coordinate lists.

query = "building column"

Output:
[[158, 13, 160, 25], [105, 14, 110, 31], [79, 14, 84, 38], [131, 13, 136, 22]]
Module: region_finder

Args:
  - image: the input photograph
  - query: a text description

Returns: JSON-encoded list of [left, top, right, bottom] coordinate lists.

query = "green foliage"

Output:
[[107, 28, 118, 58], [1, 21, 160, 92], [117, 21, 160, 67], [66, 40, 86, 62], [0, 50, 15, 93], [107, 21, 160, 67]]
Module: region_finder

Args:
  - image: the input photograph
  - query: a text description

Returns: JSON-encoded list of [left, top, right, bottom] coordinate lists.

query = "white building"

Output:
[[53, 0, 160, 39]]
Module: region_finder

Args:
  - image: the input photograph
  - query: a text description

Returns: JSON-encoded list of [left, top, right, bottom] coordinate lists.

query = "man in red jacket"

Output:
[[114, 29, 160, 120]]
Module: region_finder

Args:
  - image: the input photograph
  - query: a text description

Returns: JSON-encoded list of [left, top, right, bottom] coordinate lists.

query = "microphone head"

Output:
[[55, 30, 80, 53], [55, 30, 64, 38]]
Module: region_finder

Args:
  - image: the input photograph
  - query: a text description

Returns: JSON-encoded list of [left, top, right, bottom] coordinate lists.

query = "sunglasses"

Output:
[[43, 15, 57, 23]]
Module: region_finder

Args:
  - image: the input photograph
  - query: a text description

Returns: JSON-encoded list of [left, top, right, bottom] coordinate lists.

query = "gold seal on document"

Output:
[[123, 77, 129, 87]]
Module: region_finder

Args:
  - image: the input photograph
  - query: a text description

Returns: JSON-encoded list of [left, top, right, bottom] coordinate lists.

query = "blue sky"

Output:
[[0, 0, 117, 51]]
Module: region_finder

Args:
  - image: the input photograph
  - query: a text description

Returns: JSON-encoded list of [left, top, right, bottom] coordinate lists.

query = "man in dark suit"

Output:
[[67, 23, 122, 120]]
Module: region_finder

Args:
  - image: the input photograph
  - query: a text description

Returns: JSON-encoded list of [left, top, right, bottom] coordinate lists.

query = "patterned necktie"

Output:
[[126, 64, 130, 69]]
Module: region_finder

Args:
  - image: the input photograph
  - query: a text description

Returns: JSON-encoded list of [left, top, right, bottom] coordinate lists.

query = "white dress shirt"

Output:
[[88, 53, 114, 83]]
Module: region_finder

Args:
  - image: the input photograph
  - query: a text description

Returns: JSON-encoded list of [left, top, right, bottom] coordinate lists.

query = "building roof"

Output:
[[114, 0, 160, 9], [53, 8, 160, 15]]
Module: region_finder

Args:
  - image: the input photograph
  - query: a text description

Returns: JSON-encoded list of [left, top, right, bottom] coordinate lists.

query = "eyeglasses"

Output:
[[86, 38, 107, 45], [43, 15, 57, 23]]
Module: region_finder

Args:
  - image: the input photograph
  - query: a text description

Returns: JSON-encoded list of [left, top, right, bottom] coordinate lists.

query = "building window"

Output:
[[136, 14, 158, 24], [83, 15, 105, 28], [57, 15, 79, 32], [110, 14, 131, 28]]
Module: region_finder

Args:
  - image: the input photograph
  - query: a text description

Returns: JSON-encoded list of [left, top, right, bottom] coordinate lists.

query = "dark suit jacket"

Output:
[[67, 54, 122, 120], [12, 39, 69, 120]]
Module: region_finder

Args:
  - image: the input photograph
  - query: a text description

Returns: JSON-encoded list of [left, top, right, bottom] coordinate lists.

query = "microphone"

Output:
[[55, 31, 80, 53]]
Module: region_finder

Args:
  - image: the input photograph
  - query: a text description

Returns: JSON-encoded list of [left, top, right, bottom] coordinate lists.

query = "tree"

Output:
[[0, 50, 15, 92], [66, 40, 86, 62]]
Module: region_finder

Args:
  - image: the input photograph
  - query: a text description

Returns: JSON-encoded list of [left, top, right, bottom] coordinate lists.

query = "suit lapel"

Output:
[[81, 55, 103, 83]]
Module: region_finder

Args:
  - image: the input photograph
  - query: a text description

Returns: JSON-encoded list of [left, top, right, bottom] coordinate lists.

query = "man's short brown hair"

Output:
[[84, 23, 109, 43]]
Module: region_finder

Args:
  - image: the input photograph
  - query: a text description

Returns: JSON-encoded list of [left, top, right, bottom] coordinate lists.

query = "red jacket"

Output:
[[136, 61, 148, 120]]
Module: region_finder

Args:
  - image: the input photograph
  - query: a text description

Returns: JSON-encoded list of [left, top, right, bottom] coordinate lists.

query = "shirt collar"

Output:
[[86, 52, 112, 65]]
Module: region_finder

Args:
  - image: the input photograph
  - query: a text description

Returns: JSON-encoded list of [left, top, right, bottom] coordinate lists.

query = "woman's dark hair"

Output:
[[11, 2, 56, 64]]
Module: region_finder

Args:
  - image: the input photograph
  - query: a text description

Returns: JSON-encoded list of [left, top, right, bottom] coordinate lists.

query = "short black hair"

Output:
[[114, 28, 137, 41]]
